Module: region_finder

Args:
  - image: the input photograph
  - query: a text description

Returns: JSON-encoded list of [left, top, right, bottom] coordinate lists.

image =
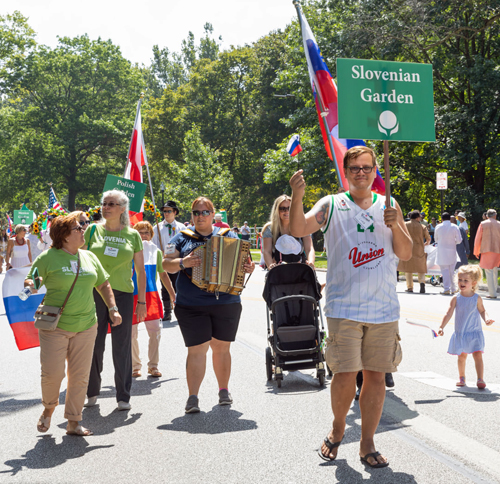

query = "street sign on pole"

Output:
[[436, 172, 448, 190], [337, 58, 436, 142]]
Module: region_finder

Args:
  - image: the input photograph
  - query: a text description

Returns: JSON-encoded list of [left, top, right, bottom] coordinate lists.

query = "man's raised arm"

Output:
[[289, 170, 329, 237]]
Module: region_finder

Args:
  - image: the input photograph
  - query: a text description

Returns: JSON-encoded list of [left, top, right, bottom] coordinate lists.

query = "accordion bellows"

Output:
[[191, 236, 251, 296]]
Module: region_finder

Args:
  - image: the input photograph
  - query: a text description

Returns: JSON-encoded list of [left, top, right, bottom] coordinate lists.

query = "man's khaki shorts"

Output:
[[325, 318, 402, 374]]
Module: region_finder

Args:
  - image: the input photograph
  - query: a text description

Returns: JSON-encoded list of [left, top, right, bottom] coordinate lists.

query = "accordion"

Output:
[[191, 236, 251, 296]]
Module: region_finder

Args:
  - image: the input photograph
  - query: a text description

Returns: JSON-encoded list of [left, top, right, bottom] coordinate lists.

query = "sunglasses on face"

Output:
[[192, 210, 211, 217], [79, 220, 90, 226], [72, 225, 84, 232], [102, 202, 118, 207], [347, 166, 375, 174], [163, 209, 174, 214], [279, 206, 290, 212]]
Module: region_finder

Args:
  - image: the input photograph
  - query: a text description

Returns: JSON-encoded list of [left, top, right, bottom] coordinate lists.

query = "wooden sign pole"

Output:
[[383, 140, 391, 208]]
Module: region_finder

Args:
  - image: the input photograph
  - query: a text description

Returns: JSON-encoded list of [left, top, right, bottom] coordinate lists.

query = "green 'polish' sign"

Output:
[[337, 58, 436, 142], [103, 175, 147, 212]]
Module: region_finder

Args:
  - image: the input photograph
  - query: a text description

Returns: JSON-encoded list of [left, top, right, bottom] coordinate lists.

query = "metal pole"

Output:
[[383, 140, 391, 208], [440, 190, 444, 216], [293, 0, 344, 189]]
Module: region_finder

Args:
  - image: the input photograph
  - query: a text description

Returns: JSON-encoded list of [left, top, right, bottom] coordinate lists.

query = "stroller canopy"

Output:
[[262, 263, 322, 308]]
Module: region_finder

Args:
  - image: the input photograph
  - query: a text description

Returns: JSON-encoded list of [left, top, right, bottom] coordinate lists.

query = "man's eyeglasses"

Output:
[[79, 220, 90, 226], [72, 226, 84, 232], [102, 202, 118, 207], [192, 210, 211, 217], [347, 166, 375, 174], [279, 206, 290, 212], [163, 209, 173, 214]]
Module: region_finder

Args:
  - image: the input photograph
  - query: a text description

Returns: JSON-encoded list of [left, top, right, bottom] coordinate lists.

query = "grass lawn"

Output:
[[250, 249, 328, 269]]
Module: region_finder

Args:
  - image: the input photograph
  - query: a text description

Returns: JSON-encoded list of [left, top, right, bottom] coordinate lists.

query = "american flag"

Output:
[[48, 187, 61, 210]]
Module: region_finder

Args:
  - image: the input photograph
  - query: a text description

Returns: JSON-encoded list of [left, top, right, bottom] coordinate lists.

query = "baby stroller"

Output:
[[262, 263, 327, 387]]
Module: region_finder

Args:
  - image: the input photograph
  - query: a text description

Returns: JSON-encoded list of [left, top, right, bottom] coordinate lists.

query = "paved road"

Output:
[[0, 268, 499, 483]]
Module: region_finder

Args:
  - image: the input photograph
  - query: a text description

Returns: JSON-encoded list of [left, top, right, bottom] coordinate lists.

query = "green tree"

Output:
[[2, 35, 144, 210], [163, 125, 233, 213]]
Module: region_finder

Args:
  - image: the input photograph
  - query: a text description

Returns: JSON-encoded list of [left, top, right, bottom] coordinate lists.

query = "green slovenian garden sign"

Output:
[[337, 59, 435, 142], [14, 210, 34, 225]]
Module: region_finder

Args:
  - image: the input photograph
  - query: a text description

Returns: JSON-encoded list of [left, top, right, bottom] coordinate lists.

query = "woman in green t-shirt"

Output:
[[84, 189, 147, 411], [25, 212, 121, 436]]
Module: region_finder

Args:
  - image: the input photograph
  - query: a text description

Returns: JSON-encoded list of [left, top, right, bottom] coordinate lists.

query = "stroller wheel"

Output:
[[318, 372, 325, 387], [265, 347, 273, 381]]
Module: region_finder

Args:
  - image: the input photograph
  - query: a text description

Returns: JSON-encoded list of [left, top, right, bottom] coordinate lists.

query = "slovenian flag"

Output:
[[295, 5, 385, 195], [287, 134, 303, 157], [124, 98, 148, 225], [3, 267, 45, 350], [131, 240, 163, 323]]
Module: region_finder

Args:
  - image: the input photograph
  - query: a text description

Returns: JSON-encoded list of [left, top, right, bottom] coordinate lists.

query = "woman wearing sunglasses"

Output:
[[262, 195, 315, 270], [83, 189, 147, 411], [163, 196, 255, 413], [25, 211, 121, 436]]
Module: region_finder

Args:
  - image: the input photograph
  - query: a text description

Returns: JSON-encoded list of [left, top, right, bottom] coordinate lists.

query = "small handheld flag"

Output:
[[6, 214, 12, 235], [286, 135, 302, 157], [48, 187, 61, 210], [406, 319, 438, 338]]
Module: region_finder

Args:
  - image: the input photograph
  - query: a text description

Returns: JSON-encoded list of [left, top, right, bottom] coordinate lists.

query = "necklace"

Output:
[[15, 237, 26, 246], [61, 247, 78, 256]]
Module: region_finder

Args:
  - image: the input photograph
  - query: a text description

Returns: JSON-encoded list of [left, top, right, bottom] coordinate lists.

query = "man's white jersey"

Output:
[[322, 192, 400, 323]]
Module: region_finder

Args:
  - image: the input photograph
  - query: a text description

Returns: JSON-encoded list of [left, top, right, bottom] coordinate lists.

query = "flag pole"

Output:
[[293, 0, 344, 189], [124, 96, 144, 178], [135, 94, 164, 252]]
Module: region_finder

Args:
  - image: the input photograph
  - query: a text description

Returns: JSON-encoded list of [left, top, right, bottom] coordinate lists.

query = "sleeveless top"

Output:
[[447, 293, 484, 354], [11, 239, 31, 268], [322, 192, 399, 323]]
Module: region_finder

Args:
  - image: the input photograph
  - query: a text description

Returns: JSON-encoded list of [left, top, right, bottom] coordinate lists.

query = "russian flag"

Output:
[[6, 214, 12, 236], [124, 98, 148, 225], [3, 267, 45, 350], [131, 240, 163, 324], [296, 6, 385, 195], [287, 134, 303, 157]]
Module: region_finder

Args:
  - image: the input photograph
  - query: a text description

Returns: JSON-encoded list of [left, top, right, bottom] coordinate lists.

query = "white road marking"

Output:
[[399, 371, 500, 395]]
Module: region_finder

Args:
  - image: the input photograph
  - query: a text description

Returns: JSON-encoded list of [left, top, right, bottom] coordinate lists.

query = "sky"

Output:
[[13, 0, 297, 66]]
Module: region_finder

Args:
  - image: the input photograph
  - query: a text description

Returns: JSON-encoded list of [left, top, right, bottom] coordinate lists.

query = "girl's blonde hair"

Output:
[[457, 264, 483, 292], [263, 195, 292, 248]]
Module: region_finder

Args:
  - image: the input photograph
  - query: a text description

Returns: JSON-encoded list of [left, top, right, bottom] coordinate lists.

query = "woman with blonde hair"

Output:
[[83, 189, 147, 411], [262, 195, 315, 270], [6, 225, 32, 269], [131, 221, 175, 378]]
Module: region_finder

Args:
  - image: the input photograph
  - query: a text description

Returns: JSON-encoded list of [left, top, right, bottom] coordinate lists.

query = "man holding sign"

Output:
[[289, 146, 412, 467]]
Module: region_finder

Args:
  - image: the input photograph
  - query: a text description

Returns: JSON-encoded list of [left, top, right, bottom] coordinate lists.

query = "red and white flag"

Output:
[[124, 99, 148, 224]]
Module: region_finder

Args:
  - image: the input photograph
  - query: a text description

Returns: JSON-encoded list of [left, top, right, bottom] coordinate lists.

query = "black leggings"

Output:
[[87, 289, 133, 403]]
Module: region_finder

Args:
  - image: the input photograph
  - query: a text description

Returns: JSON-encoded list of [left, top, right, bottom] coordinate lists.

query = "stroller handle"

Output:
[[271, 295, 318, 312]]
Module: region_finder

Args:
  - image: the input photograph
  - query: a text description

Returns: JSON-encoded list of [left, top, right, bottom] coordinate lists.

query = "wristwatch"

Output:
[[179, 258, 185, 270], [108, 305, 119, 312]]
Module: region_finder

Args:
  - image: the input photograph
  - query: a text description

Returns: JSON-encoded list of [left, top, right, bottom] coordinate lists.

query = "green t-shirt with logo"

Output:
[[27, 248, 109, 332], [84, 224, 143, 293]]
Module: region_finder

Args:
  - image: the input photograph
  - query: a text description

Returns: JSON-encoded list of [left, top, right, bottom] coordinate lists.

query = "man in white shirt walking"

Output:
[[434, 212, 462, 295], [240, 221, 251, 241], [289, 146, 412, 468], [153, 200, 185, 321]]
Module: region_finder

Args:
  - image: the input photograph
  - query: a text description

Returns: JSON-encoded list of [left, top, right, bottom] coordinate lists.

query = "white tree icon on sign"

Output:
[[378, 111, 399, 136]]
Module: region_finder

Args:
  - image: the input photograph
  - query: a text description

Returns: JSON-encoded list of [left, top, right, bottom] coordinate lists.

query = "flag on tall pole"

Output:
[[124, 97, 148, 225], [293, 1, 385, 195]]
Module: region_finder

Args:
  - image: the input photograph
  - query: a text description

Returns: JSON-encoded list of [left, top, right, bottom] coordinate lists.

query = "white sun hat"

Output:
[[275, 234, 302, 255]]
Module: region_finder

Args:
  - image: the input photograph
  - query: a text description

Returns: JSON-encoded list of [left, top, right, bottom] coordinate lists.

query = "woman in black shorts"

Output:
[[163, 196, 255, 413]]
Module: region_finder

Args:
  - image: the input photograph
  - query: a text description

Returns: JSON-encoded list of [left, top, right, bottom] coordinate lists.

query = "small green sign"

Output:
[[103, 175, 147, 212], [219, 210, 228, 224], [337, 58, 435, 142], [14, 210, 34, 225]]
